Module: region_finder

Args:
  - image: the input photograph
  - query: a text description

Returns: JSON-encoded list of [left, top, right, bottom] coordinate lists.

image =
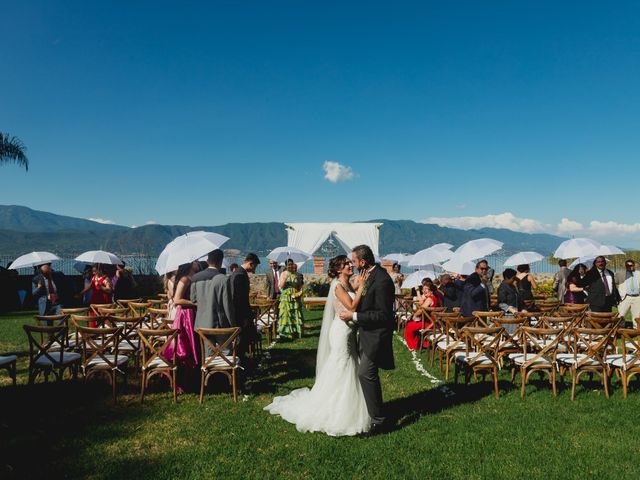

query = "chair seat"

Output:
[[0, 355, 17, 365], [556, 353, 602, 367], [118, 339, 140, 351], [436, 340, 462, 350], [607, 354, 640, 370], [35, 351, 81, 366], [143, 357, 174, 370], [454, 351, 493, 366], [202, 355, 240, 369], [88, 354, 129, 368], [508, 353, 553, 366]]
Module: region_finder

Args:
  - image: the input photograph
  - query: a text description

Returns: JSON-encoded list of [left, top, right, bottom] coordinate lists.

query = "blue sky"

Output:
[[1, 1, 639, 244]]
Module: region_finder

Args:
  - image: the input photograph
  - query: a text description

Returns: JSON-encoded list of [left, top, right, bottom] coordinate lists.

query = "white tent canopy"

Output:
[[286, 222, 382, 256]]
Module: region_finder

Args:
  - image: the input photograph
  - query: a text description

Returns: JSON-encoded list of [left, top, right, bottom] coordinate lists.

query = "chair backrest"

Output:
[[70, 314, 107, 329], [584, 313, 620, 329], [116, 298, 143, 309], [570, 326, 616, 366], [77, 326, 122, 369], [558, 304, 589, 315], [60, 307, 90, 316], [33, 314, 67, 327], [538, 315, 576, 330], [460, 326, 503, 366], [146, 299, 164, 308], [90, 303, 116, 316], [443, 316, 476, 343], [129, 302, 151, 318], [96, 306, 129, 317], [617, 328, 640, 369], [519, 326, 563, 365], [23, 324, 69, 366], [138, 328, 179, 370], [197, 327, 241, 369], [147, 308, 170, 329], [472, 310, 504, 327], [536, 302, 558, 314], [105, 315, 144, 350]]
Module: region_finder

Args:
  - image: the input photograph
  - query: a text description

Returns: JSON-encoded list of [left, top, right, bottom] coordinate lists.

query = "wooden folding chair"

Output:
[[105, 316, 144, 368], [197, 327, 241, 403], [608, 328, 640, 398], [96, 306, 129, 317], [253, 300, 277, 344], [559, 326, 616, 400], [0, 354, 17, 386], [69, 315, 107, 350], [90, 303, 116, 316], [419, 311, 460, 362], [584, 312, 620, 329], [33, 314, 69, 350], [60, 307, 90, 317], [23, 324, 81, 384], [454, 326, 504, 398], [492, 315, 526, 366], [395, 295, 415, 331], [77, 326, 128, 403], [509, 326, 562, 398], [438, 316, 476, 380], [138, 328, 179, 403], [514, 311, 540, 327], [536, 302, 559, 315]]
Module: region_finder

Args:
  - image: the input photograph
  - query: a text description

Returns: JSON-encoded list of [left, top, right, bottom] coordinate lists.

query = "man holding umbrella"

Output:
[[32, 263, 63, 315]]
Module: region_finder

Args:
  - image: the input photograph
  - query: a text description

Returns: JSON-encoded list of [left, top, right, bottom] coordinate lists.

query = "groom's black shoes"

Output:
[[364, 421, 392, 437]]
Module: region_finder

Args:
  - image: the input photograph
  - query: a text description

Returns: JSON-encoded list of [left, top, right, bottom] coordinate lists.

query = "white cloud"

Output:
[[88, 217, 115, 225], [323, 161, 355, 183], [145, 220, 157, 225], [557, 218, 583, 234], [422, 212, 547, 233], [588, 220, 640, 236]]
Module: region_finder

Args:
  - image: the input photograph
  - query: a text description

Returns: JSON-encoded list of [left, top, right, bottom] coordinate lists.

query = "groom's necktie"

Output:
[[601, 271, 611, 296]]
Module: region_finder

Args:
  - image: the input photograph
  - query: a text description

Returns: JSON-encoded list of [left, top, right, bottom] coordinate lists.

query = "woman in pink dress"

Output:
[[163, 261, 200, 391], [404, 282, 440, 350]]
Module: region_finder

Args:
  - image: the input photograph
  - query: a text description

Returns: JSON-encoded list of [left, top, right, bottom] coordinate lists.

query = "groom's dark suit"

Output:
[[354, 264, 395, 425]]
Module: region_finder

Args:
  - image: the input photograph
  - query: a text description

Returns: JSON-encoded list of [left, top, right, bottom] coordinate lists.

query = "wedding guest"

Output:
[[497, 268, 522, 314], [32, 263, 62, 315], [113, 262, 137, 300], [516, 264, 537, 303], [439, 274, 460, 311], [163, 262, 199, 392], [265, 259, 281, 299], [278, 258, 304, 339], [230, 253, 260, 379], [229, 263, 239, 273], [164, 270, 177, 321], [615, 259, 640, 326], [404, 282, 440, 350], [389, 263, 404, 297], [552, 259, 571, 305], [81, 265, 94, 306], [460, 260, 490, 316], [564, 263, 588, 304], [582, 256, 620, 312], [79, 263, 113, 307]]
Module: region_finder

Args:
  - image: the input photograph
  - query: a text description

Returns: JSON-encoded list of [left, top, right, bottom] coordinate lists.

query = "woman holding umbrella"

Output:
[[278, 259, 304, 339], [78, 264, 113, 316]]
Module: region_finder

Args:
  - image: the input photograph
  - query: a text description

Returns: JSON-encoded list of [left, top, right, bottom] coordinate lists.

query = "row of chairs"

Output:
[[412, 307, 637, 399], [22, 318, 243, 403]]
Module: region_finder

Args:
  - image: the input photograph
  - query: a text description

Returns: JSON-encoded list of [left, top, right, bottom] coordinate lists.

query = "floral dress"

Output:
[[278, 272, 304, 339]]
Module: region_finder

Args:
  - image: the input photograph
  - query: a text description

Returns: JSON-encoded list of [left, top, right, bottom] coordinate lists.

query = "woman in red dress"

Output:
[[79, 263, 113, 325], [404, 282, 441, 350]]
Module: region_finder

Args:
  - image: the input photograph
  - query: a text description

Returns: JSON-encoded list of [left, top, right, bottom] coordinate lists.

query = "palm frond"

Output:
[[0, 132, 29, 171]]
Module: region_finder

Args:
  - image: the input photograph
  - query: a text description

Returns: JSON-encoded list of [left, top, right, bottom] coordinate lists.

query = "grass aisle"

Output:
[[1, 310, 640, 479]]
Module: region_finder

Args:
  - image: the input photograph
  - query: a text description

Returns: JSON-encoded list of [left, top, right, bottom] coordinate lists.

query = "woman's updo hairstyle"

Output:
[[328, 255, 349, 279]]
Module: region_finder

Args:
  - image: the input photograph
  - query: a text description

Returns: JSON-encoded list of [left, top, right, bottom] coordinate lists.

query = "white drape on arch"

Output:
[[285, 223, 382, 256]]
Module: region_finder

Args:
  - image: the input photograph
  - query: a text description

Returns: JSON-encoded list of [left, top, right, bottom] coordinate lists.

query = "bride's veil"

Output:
[[316, 278, 337, 377]]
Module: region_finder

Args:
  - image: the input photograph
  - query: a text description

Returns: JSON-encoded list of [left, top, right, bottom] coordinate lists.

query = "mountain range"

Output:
[[0, 205, 567, 257]]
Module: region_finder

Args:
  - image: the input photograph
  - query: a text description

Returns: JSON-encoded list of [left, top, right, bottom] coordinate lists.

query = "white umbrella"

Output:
[[408, 246, 453, 268], [598, 245, 624, 255], [554, 238, 602, 259], [267, 246, 312, 264], [401, 269, 442, 290], [441, 256, 477, 276], [155, 231, 229, 275], [503, 251, 544, 267], [9, 251, 60, 269], [383, 253, 411, 265], [453, 238, 503, 261], [75, 250, 123, 265], [430, 242, 454, 251], [569, 256, 611, 269]]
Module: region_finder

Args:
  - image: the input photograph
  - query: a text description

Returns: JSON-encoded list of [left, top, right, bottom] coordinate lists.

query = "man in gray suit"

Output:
[[191, 249, 235, 356], [552, 259, 571, 304], [615, 259, 640, 326]]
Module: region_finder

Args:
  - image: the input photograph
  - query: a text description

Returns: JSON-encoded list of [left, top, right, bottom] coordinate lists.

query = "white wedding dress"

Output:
[[264, 280, 371, 436]]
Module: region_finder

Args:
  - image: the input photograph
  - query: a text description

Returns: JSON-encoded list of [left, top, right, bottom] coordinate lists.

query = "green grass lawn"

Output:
[[1, 309, 640, 479]]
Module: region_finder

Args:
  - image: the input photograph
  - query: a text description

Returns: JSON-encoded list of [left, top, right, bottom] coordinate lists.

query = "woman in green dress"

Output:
[[278, 259, 304, 339]]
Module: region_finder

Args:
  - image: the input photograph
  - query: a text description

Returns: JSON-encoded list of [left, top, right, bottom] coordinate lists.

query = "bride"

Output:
[[264, 254, 371, 436]]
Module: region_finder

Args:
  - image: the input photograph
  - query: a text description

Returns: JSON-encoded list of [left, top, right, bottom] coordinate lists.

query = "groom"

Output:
[[339, 244, 395, 433]]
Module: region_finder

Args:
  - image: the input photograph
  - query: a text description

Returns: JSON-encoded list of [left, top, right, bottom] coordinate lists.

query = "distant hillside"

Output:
[[0, 205, 128, 232], [0, 205, 568, 257]]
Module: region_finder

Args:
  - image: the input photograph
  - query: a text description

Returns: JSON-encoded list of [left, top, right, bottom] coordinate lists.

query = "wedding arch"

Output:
[[285, 223, 382, 256]]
